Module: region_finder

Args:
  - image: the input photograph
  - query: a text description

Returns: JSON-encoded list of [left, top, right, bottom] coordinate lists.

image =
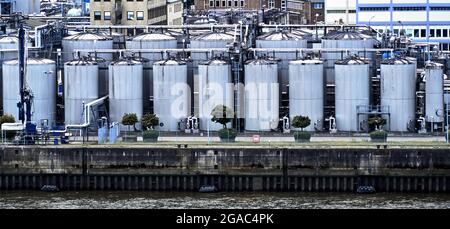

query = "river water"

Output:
[[1, 191, 450, 209]]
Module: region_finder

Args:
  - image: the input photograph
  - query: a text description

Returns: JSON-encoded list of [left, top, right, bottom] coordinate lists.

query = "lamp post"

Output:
[[207, 87, 211, 145], [447, 93, 449, 144], [369, 15, 375, 30]]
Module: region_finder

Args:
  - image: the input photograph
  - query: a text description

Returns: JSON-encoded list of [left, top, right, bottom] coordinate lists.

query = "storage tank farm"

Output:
[[64, 59, 99, 125], [289, 59, 324, 132], [425, 62, 445, 125], [244, 58, 280, 131], [256, 30, 310, 113], [2, 58, 56, 126], [198, 59, 234, 131], [108, 59, 143, 131], [126, 32, 178, 113], [321, 30, 375, 84], [381, 57, 417, 132], [335, 57, 370, 132], [153, 59, 190, 132]]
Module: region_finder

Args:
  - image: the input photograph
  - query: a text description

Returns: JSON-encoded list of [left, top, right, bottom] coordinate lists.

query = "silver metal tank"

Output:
[[335, 57, 370, 132], [425, 62, 444, 123], [198, 59, 234, 131], [86, 56, 110, 97], [190, 32, 235, 65], [2, 58, 56, 126], [289, 59, 324, 132], [256, 30, 309, 99], [62, 33, 113, 63], [153, 59, 190, 132], [64, 59, 99, 125], [108, 60, 143, 130], [15, 0, 40, 15], [126, 33, 177, 61], [321, 30, 375, 83], [381, 57, 417, 132], [131, 56, 152, 114], [245, 58, 280, 131], [0, 36, 18, 61], [99, 31, 126, 49]]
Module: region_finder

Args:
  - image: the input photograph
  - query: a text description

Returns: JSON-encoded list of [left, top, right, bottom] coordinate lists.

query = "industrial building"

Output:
[[0, 3, 449, 145], [324, 0, 356, 24]]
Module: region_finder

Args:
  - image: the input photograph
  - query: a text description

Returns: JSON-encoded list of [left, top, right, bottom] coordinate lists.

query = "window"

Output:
[[327, 10, 346, 14], [94, 11, 101, 20], [313, 3, 323, 9], [430, 29, 435, 37], [444, 29, 448, 38], [394, 29, 399, 35], [215, 1, 219, 7], [222, 0, 226, 7], [421, 29, 426, 38], [437, 29, 442, 38], [210, 0, 214, 7], [269, 0, 275, 9], [137, 11, 144, 20], [127, 11, 134, 20], [104, 11, 111, 20], [359, 7, 389, 12], [234, 0, 238, 7], [430, 7, 450, 11], [240, 0, 244, 7], [228, 1, 231, 7], [414, 29, 419, 37], [393, 7, 426, 11], [443, 43, 449, 51]]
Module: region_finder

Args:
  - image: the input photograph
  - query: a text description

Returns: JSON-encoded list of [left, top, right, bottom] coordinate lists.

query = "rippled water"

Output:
[[1, 192, 450, 209]]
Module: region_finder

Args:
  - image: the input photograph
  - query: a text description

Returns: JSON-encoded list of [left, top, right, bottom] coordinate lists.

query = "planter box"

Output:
[[143, 137, 158, 142], [220, 137, 236, 143]]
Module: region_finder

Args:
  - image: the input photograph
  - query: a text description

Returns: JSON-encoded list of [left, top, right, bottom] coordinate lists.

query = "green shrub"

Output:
[[292, 116, 311, 131], [122, 113, 138, 131], [370, 130, 388, 142], [0, 114, 16, 139], [211, 105, 235, 128], [142, 114, 159, 130]]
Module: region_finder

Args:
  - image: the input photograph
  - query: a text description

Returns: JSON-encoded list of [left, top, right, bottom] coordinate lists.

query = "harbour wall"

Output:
[[1, 146, 450, 192]]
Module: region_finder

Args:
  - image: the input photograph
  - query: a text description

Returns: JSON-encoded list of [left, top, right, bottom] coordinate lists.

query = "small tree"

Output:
[[0, 114, 16, 139], [142, 114, 159, 130], [368, 116, 386, 131], [211, 105, 235, 129], [122, 113, 138, 132], [292, 116, 311, 131]]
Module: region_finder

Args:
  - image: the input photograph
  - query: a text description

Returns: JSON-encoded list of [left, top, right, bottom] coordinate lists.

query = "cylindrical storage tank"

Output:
[[425, 62, 444, 123], [289, 59, 324, 132], [86, 56, 110, 97], [2, 58, 56, 125], [62, 33, 113, 63], [190, 32, 235, 66], [381, 58, 416, 132], [131, 56, 152, 114], [64, 59, 99, 125], [256, 30, 310, 98], [126, 33, 177, 61], [99, 31, 126, 49], [108, 60, 143, 130], [0, 36, 19, 61], [198, 59, 234, 131], [153, 59, 190, 132], [321, 30, 375, 83], [335, 57, 370, 132], [245, 58, 279, 131], [15, 0, 40, 15]]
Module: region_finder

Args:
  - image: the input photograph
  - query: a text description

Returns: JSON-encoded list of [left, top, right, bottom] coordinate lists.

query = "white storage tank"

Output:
[[126, 33, 177, 61], [0, 36, 19, 61], [14, 0, 40, 15], [381, 57, 416, 132], [245, 58, 280, 131], [86, 56, 110, 97], [198, 59, 234, 131], [425, 62, 444, 123], [335, 57, 370, 132], [64, 59, 99, 125], [256, 30, 310, 99], [321, 30, 375, 83], [2, 58, 56, 126], [109, 60, 143, 129], [190, 32, 235, 65], [153, 59, 190, 132], [62, 33, 113, 63], [289, 59, 324, 132]]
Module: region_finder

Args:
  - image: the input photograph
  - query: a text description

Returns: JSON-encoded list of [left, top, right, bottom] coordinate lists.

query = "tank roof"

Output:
[[154, 59, 187, 66], [128, 32, 176, 41], [245, 57, 280, 65], [257, 30, 311, 41], [4, 58, 55, 65], [65, 59, 98, 66], [335, 56, 369, 65], [0, 36, 18, 44], [381, 57, 413, 65], [323, 30, 374, 40], [111, 59, 142, 66], [289, 59, 323, 65], [63, 33, 112, 41], [192, 32, 234, 41], [425, 61, 444, 69], [199, 58, 230, 66]]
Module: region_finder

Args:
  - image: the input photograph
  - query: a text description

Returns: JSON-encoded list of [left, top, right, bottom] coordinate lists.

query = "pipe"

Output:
[[49, 96, 109, 133], [68, 24, 244, 31]]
